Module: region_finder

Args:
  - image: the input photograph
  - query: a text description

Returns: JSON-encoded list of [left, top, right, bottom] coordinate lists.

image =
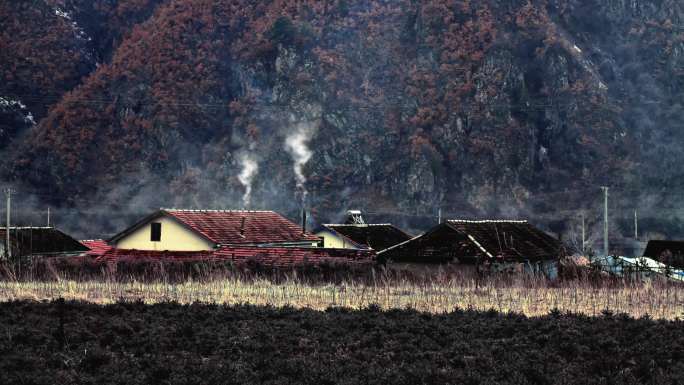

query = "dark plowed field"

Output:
[[1, 300, 683, 384]]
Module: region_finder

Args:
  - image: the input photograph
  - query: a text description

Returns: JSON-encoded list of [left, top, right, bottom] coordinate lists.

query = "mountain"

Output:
[[1, 0, 683, 243]]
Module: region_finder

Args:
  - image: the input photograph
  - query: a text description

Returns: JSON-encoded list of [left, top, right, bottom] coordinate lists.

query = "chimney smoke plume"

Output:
[[284, 120, 317, 204], [237, 151, 258, 208]]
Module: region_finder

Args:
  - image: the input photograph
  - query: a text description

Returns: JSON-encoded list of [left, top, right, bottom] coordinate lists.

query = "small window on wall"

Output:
[[151, 222, 162, 242]]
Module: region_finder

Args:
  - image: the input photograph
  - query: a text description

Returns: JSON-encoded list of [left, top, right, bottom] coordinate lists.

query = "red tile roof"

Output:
[[213, 246, 374, 268], [92, 248, 214, 263], [85, 245, 374, 268], [80, 239, 112, 255], [110, 209, 321, 246]]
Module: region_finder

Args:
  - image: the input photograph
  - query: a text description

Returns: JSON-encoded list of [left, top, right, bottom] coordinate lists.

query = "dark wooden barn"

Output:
[[643, 240, 684, 269], [0, 227, 89, 258], [378, 220, 563, 265]]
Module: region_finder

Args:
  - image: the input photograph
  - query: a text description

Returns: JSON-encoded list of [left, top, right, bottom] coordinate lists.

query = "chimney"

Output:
[[240, 216, 246, 236], [301, 209, 307, 234]]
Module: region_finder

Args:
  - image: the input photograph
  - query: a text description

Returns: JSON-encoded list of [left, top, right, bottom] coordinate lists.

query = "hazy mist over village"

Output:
[[1, 1, 684, 384]]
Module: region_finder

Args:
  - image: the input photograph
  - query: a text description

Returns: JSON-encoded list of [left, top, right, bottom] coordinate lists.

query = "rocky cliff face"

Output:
[[1, 0, 682, 240]]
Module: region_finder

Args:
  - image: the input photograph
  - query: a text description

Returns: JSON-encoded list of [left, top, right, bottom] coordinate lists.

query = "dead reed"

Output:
[[1, 273, 683, 319]]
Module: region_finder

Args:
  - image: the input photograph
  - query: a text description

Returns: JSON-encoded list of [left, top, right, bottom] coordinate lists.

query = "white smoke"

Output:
[[284, 120, 317, 203], [237, 151, 258, 208]]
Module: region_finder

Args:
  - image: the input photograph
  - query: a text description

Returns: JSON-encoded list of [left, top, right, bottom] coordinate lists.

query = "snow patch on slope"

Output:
[[0, 97, 27, 109], [53, 6, 91, 42], [54, 8, 71, 20], [1, 96, 36, 125], [554, 27, 608, 92]]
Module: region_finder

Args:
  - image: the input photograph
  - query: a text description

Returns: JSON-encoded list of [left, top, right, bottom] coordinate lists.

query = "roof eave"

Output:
[[108, 209, 219, 246], [108, 210, 166, 244], [317, 225, 369, 249]]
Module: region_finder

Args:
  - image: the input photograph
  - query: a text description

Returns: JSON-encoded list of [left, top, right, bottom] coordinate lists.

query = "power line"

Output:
[[1, 91, 626, 112]]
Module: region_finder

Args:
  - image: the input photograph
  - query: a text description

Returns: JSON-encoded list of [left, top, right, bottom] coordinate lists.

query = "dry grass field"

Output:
[[2, 275, 683, 319]]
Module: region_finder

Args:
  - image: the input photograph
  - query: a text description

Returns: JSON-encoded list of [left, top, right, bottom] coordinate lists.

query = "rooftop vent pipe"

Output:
[[301, 210, 307, 234], [240, 217, 246, 236]]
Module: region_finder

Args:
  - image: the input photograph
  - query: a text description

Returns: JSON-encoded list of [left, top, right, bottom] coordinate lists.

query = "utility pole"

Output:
[[438, 208, 442, 224], [4, 188, 13, 260], [634, 209, 638, 240], [47, 207, 50, 227], [581, 211, 586, 254], [601, 186, 609, 256]]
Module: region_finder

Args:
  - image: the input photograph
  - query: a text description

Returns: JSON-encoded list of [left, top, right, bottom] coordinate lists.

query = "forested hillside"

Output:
[[0, 0, 682, 241]]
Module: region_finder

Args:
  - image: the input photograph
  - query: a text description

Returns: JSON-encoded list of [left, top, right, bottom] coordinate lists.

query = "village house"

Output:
[[108, 209, 321, 251], [642, 240, 684, 268], [643, 240, 684, 260], [314, 210, 412, 251], [0, 227, 89, 258], [378, 219, 564, 277], [79, 209, 375, 270], [315, 223, 413, 251]]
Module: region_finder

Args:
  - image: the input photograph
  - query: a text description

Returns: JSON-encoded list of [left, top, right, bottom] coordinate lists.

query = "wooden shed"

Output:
[[0, 227, 89, 258], [378, 220, 563, 268]]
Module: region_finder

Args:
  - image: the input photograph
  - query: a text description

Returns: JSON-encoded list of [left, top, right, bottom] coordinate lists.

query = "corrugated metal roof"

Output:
[[379, 220, 562, 263], [445, 220, 561, 260], [321, 224, 412, 251], [0, 227, 89, 256]]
